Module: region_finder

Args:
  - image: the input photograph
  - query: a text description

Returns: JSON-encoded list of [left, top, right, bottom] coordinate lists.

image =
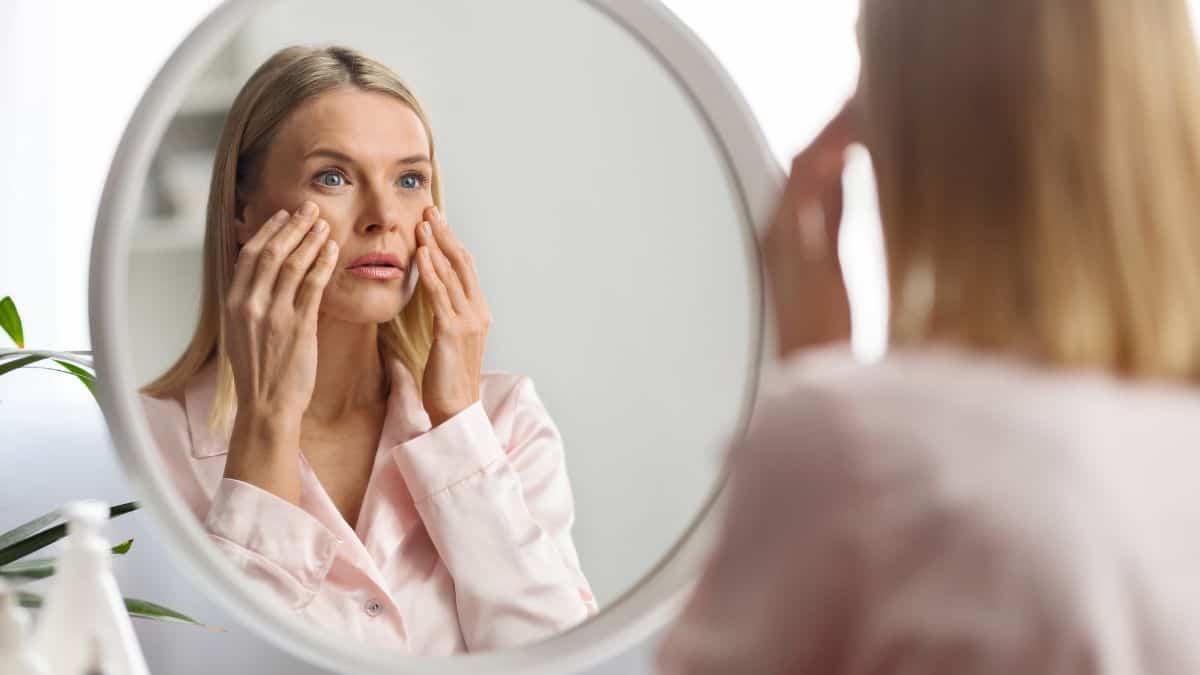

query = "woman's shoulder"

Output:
[[136, 360, 216, 426], [135, 387, 204, 472], [738, 343, 1102, 525], [739, 341, 1200, 554], [734, 346, 1200, 665], [138, 388, 188, 432], [752, 341, 1123, 439], [759, 341, 1039, 404], [736, 347, 1082, 577]]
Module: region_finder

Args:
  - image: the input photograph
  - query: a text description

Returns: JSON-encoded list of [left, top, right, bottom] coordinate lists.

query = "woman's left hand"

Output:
[[415, 205, 491, 427]]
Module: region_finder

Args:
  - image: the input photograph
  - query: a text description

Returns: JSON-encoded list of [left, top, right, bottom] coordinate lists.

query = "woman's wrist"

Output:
[[224, 411, 303, 505], [232, 408, 302, 447], [427, 408, 455, 429], [427, 399, 476, 429]]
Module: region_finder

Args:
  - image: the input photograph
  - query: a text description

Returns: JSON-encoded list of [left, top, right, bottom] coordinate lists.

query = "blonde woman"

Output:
[[139, 45, 596, 654], [659, 0, 1200, 673]]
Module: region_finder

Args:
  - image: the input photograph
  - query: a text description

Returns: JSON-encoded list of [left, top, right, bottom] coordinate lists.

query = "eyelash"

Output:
[[313, 168, 431, 190]]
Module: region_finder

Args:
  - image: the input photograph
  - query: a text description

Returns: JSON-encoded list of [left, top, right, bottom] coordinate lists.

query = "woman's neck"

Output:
[[307, 317, 386, 423]]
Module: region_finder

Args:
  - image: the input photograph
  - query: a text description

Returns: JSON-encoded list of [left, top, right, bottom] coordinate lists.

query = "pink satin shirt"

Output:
[[659, 343, 1200, 674], [140, 358, 597, 654]]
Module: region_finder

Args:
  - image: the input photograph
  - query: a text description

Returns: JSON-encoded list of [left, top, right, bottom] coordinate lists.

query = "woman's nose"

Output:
[[362, 220, 398, 234], [357, 186, 405, 236]]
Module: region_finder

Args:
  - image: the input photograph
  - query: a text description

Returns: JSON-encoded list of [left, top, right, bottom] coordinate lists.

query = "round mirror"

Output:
[[90, 0, 778, 671]]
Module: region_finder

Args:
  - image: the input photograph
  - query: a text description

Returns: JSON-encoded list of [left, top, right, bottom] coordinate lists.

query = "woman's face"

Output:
[[236, 87, 433, 324]]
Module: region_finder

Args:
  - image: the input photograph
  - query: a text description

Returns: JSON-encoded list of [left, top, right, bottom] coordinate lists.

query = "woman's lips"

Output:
[[345, 251, 405, 280], [347, 265, 404, 280]]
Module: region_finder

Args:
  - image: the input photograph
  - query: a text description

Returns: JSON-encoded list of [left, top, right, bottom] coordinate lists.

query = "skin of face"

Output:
[[235, 86, 433, 324]]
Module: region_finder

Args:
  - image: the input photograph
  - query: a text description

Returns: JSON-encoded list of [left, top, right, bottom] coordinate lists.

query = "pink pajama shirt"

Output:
[[659, 344, 1200, 674], [140, 359, 597, 654]]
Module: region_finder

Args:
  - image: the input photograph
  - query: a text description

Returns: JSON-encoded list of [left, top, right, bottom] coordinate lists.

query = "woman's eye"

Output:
[[399, 173, 426, 190], [317, 171, 345, 188]]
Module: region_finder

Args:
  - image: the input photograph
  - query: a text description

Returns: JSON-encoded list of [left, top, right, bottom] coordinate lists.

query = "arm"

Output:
[[140, 392, 340, 611], [203, 477, 340, 610], [392, 376, 596, 651], [197, 203, 344, 607]]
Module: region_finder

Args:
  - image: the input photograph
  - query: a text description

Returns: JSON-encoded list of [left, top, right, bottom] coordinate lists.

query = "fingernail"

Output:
[[430, 206, 440, 220], [422, 221, 432, 237], [272, 209, 289, 223], [314, 219, 328, 233], [301, 201, 318, 217]]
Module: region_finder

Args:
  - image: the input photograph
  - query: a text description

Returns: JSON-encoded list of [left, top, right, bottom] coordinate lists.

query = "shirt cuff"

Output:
[[204, 478, 340, 597], [391, 401, 506, 503]]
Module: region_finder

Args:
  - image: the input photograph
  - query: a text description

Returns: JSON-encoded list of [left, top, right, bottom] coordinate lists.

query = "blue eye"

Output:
[[399, 173, 426, 190], [317, 171, 345, 188]]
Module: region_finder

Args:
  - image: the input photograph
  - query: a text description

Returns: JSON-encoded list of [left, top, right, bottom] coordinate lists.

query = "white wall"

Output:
[[2, 1, 868, 673]]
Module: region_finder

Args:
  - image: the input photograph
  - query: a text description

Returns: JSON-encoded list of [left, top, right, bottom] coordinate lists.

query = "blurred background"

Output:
[[1, 1, 868, 673]]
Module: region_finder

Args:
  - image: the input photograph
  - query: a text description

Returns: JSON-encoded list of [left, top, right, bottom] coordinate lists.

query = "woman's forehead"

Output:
[[274, 88, 430, 162]]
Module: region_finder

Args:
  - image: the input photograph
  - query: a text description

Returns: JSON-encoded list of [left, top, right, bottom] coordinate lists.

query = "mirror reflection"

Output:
[[126, 0, 757, 654]]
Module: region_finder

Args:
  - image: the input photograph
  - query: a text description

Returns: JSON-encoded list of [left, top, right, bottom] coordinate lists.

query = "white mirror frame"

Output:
[[89, 0, 780, 672]]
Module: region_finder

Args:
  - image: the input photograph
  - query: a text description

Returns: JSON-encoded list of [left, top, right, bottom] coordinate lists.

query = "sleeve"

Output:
[[656, 351, 1097, 675], [655, 383, 865, 675], [139, 394, 340, 611], [391, 376, 596, 651], [204, 478, 341, 610]]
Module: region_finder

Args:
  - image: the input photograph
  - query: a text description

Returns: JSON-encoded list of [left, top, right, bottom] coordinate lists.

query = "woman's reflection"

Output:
[[138, 45, 596, 654]]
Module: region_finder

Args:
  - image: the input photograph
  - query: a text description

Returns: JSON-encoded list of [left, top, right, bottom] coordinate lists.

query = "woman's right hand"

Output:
[[761, 100, 857, 359], [223, 201, 337, 462]]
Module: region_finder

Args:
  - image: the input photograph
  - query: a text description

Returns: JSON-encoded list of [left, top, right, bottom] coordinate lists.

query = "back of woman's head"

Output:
[[858, 0, 1200, 381]]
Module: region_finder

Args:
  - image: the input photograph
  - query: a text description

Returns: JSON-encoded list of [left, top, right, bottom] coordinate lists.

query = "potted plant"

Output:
[[0, 295, 201, 626]]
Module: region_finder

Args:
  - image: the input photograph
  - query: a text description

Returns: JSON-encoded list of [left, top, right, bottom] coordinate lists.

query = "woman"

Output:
[[659, 0, 1200, 673], [139, 45, 596, 654]]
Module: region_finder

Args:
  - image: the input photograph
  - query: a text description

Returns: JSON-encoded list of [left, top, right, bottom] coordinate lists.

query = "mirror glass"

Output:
[[124, 0, 758, 654]]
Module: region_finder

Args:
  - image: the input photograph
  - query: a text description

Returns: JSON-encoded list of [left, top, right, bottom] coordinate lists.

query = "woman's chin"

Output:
[[321, 293, 405, 325]]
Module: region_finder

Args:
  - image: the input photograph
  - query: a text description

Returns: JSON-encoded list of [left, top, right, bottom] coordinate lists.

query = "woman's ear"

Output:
[[233, 191, 254, 245]]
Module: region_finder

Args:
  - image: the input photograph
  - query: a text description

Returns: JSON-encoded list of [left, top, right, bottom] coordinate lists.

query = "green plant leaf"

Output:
[[0, 354, 45, 376], [0, 558, 55, 580], [5, 364, 96, 403], [53, 359, 97, 399], [0, 297, 23, 348], [53, 362, 95, 381], [122, 598, 203, 626], [0, 502, 139, 567], [17, 592, 205, 627], [0, 540, 135, 580], [0, 508, 62, 551], [16, 590, 39, 609]]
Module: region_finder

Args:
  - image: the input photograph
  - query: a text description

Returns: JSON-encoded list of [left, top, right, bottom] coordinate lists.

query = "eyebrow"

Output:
[[304, 148, 431, 166]]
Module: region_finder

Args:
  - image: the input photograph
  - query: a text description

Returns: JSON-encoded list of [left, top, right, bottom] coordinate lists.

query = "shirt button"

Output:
[[364, 599, 384, 617]]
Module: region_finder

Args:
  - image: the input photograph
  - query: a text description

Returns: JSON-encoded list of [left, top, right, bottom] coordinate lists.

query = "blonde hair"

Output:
[[858, 0, 1200, 381], [141, 45, 440, 430]]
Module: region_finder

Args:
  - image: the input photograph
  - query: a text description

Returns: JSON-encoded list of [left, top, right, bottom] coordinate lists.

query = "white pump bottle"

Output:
[[29, 501, 149, 675], [0, 577, 50, 675]]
